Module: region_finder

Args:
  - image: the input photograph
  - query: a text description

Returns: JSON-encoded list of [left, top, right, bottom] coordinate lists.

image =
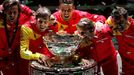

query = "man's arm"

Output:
[[20, 4, 33, 16], [20, 25, 41, 60], [80, 11, 106, 23]]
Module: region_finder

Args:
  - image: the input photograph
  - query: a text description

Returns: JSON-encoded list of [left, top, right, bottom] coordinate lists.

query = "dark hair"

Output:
[[35, 6, 51, 19], [59, 0, 74, 4], [2, 0, 21, 47], [2, 0, 21, 13], [77, 18, 94, 33], [111, 6, 128, 20]]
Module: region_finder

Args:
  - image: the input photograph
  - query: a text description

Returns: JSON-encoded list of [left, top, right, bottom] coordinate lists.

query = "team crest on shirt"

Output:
[[57, 22, 68, 31]]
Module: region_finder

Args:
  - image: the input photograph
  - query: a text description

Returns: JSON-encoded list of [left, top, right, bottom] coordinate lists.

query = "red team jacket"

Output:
[[0, 5, 32, 68], [51, 10, 106, 34], [106, 16, 134, 64], [76, 24, 117, 62]]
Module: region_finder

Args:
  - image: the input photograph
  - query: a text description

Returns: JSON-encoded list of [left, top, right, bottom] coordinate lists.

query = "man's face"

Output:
[[77, 26, 84, 35], [59, 3, 74, 21], [77, 25, 94, 38], [6, 5, 19, 24], [113, 15, 124, 24], [113, 15, 127, 31], [36, 17, 49, 32]]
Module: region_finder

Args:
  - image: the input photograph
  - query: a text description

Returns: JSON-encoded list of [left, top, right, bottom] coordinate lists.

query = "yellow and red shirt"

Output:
[[20, 20, 53, 60], [51, 10, 106, 34], [106, 16, 134, 62]]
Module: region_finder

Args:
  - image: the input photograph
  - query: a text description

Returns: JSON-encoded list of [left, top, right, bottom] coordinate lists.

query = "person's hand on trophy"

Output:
[[50, 56, 61, 63], [56, 30, 68, 36], [80, 59, 94, 67], [38, 54, 53, 67], [43, 35, 53, 42]]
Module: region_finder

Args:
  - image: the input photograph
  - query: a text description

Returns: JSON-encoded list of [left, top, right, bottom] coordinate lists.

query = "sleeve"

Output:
[[105, 16, 113, 27], [20, 25, 41, 60], [20, 4, 32, 16], [95, 22, 112, 36], [80, 11, 106, 23], [89, 14, 106, 23], [105, 16, 116, 33], [19, 5, 34, 25], [76, 45, 93, 59]]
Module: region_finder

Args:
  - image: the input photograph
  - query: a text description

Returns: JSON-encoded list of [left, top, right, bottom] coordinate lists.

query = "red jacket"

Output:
[[0, 23, 21, 57], [0, 5, 33, 57], [76, 24, 117, 62], [106, 16, 134, 62], [51, 10, 106, 34], [0, 5, 33, 75]]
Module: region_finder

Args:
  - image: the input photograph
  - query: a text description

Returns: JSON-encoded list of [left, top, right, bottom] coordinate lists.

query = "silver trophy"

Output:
[[43, 33, 82, 66]]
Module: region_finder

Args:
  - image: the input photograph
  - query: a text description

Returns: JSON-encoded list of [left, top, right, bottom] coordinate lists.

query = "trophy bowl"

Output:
[[43, 34, 82, 66]]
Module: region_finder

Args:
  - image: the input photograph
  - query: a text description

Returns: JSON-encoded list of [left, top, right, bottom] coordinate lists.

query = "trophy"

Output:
[[43, 32, 82, 67], [30, 31, 96, 75]]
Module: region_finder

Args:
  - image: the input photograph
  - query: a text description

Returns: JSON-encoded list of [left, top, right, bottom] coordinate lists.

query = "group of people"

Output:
[[0, 0, 134, 75]]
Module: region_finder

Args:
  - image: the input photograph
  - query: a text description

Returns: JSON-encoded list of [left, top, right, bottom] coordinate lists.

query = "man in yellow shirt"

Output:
[[20, 6, 56, 75]]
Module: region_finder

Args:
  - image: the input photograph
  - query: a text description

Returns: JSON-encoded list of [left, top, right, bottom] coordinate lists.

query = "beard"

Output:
[[116, 21, 127, 32]]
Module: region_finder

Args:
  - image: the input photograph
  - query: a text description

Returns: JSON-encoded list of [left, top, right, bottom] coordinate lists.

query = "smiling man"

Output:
[[20, 6, 58, 75], [0, 0, 34, 75], [106, 6, 134, 75], [50, 0, 106, 34]]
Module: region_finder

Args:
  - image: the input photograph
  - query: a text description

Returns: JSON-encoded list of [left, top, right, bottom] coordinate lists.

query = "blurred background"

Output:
[[0, 0, 134, 18]]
